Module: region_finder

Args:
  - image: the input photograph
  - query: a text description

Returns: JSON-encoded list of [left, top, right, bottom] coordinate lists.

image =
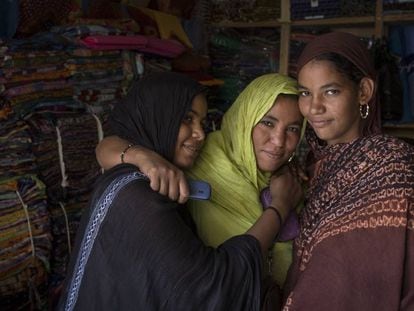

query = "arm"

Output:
[[96, 136, 190, 203]]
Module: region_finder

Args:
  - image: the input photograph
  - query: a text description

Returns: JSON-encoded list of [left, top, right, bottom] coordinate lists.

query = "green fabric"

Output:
[[188, 73, 299, 287]]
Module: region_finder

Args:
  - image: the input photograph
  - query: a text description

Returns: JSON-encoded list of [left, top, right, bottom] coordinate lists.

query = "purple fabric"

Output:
[[260, 187, 300, 242]]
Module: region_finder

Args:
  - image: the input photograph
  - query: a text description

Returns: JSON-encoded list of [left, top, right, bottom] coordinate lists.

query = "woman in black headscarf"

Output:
[[57, 72, 302, 311]]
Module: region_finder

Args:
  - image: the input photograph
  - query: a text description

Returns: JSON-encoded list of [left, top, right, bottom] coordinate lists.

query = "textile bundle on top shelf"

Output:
[[209, 0, 281, 23], [208, 28, 279, 112], [80, 34, 186, 57]]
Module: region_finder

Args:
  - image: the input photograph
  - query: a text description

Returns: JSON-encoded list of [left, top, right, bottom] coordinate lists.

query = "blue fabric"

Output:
[[0, 0, 18, 39], [82, 0, 90, 15]]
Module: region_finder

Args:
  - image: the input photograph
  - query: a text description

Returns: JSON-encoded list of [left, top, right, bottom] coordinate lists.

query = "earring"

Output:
[[360, 103, 369, 119], [288, 152, 296, 163]]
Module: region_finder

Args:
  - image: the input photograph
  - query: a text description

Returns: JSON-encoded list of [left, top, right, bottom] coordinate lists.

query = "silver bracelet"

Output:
[[120, 144, 134, 163]]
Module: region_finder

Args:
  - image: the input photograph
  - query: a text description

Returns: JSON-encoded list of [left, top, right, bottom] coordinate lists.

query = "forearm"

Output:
[[246, 208, 282, 257], [96, 135, 189, 202], [96, 136, 129, 169]]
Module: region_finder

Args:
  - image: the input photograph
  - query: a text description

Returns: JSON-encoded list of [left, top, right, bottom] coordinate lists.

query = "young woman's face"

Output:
[[173, 94, 207, 169], [252, 96, 303, 173], [298, 59, 362, 145]]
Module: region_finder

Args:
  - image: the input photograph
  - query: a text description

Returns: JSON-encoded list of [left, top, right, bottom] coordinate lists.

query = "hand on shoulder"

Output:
[[139, 149, 190, 204]]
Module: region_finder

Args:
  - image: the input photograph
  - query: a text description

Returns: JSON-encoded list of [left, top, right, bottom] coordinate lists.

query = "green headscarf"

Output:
[[188, 73, 299, 287]]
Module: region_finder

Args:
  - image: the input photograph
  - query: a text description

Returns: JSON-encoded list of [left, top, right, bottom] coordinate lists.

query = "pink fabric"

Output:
[[82, 35, 148, 46], [80, 35, 186, 58]]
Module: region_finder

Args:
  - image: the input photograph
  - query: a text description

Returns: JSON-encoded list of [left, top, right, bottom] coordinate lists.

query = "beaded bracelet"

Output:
[[120, 144, 134, 163], [265, 205, 284, 230]]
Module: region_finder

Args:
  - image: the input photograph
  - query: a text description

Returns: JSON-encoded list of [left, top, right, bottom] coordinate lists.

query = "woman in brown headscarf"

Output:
[[282, 32, 414, 310]]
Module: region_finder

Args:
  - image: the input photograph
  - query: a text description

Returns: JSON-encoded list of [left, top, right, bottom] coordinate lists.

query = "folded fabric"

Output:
[[82, 35, 147, 46], [80, 35, 186, 58]]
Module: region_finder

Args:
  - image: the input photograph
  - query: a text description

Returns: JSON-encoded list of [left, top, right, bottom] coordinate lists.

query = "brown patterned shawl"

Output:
[[284, 135, 414, 310], [283, 32, 414, 310]]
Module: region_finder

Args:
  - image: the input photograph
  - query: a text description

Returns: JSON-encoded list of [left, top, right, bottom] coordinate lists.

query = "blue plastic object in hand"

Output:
[[188, 180, 211, 200]]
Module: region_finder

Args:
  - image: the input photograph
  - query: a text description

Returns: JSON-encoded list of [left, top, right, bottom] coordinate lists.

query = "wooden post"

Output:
[[374, 0, 383, 38], [279, 0, 291, 75]]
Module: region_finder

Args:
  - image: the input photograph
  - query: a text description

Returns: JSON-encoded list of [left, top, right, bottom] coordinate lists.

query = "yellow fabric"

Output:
[[188, 73, 299, 287], [133, 7, 193, 48]]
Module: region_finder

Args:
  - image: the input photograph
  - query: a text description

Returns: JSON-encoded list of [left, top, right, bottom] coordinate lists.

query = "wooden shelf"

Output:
[[383, 123, 414, 139], [212, 20, 283, 28], [212, 13, 414, 29], [383, 123, 414, 130], [291, 16, 375, 27], [209, 0, 414, 75], [383, 12, 414, 23]]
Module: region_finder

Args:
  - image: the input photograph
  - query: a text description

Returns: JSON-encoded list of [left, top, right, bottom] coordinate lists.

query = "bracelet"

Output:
[[265, 206, 284, 230], [120, 144, 134, 163]]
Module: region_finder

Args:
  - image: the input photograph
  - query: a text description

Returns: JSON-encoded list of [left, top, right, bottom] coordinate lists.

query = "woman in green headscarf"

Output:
[[187, 73, 303, 286], [96, 73, 304, 287]]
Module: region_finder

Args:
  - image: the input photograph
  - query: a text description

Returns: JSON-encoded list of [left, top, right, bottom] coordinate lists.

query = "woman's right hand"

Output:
[[246, 165, 303, 254], [96, 136, 190, 203], [269, 165, 304, 223]]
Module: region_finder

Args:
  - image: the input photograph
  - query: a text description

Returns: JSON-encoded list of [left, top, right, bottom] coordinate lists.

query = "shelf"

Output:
[[383, 123, 414, 139], [291, 16, 375, 27], [383, 12, 414, 23], [212, 20, 283, 28], [212, 13, 414, 29], [209, 1, 414, 76], [383, 123, 414, 130]]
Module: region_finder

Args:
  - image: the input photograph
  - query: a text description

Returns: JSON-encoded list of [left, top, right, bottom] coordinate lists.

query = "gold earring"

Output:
[[360, 103, 369, 119]]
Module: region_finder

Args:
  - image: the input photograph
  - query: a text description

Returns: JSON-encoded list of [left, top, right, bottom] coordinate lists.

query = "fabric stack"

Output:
[[288, 31, 318, 77], [0, 175, 51, 310], [0, 34, 82, 120], [0, 24, 137, 308], [51, 24, 138, 115], [0, 116, 36, 178], [24, 113, 102, 199], [340, 0, 375, 17], [67, 49, 129, 115], [388, 25, 414, 122], [291, 0, 341, 20], [208, 28, 279, 112], [209, 0, 280, 23], [0, 37, 67, 310], [384, 0, 414, 12], [243, 0, 281, 22]]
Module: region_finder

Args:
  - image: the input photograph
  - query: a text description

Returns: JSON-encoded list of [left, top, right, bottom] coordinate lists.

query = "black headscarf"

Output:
[[110, 72, 206, 162]]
